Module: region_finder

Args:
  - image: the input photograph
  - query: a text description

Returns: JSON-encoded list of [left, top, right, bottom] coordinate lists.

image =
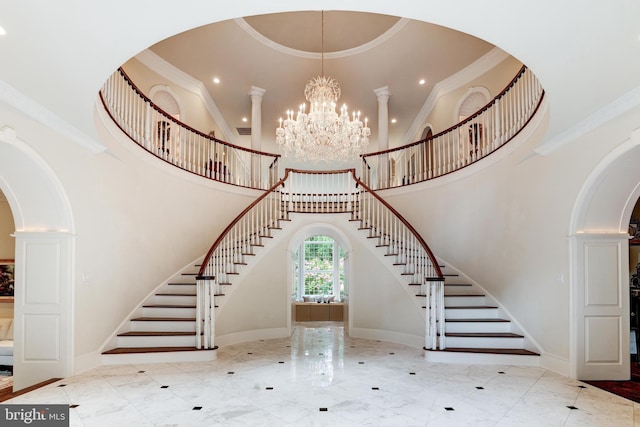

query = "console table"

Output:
[[294, 302, 344, 321]]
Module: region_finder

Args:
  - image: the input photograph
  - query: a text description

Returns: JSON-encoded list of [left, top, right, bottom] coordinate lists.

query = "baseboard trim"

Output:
[[349, 327, 423, 348], [539, 352, 569, 377], [215, 327, 291, 348]]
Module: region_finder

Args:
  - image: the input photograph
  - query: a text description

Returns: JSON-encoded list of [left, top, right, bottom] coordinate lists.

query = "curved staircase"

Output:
[[102, 169, 539, 366]]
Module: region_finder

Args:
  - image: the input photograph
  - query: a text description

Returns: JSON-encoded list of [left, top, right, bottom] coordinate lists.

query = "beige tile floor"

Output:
[[6, 322, 640, 426]]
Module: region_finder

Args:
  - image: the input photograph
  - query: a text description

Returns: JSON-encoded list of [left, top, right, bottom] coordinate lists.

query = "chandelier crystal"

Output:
[[275, 12, 370, 162]]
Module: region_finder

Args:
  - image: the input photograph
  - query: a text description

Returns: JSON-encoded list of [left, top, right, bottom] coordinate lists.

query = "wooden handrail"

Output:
[[197, 168, 443, 279], [362, 66, 530, 158], [116, 68, 281, 158], [197, 170, 291, 277], [349, 170, 443, 279]]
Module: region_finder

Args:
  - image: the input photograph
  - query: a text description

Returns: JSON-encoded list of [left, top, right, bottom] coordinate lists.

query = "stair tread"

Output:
[[445, 294, 485, 297], [143, 304, 196, 308], [132, 317, 195, 322], [446, 318, 510, 323], [446, 332, 523, 338], [445, 283, 472, 287], [102, 346, 217, 355], [156, 293, 196, 296], [432, 348, 539, 356], [446, 306, 498, 309], [118, 331, 195, 337]]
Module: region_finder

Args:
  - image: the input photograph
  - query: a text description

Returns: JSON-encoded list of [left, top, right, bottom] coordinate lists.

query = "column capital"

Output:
[[249, 86, 266, 99], [374, 86, 391, 100]]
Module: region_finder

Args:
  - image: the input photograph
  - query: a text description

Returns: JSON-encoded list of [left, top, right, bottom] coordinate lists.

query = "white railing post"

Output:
[[196, 275, 216, 349]]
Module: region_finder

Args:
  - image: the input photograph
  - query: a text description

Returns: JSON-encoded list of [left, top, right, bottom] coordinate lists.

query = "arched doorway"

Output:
[[288, 224, 352, 326], [0, 127, 75, 391], [570, 128, 640, 380]]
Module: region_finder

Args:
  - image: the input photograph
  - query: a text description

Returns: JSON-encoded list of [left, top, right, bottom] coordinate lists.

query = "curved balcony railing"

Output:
[[99, 68, 280, 190], [361, 66, 544, 190]]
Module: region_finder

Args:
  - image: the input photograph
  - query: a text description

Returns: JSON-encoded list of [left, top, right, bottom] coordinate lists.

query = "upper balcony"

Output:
[[98, 12, 544, 190]]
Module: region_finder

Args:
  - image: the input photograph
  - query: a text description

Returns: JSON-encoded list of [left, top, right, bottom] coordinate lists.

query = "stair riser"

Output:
[[444, 336, 524, 349], [444, 296, 486, 306], [445, 322, 511, 333], [142, 307, 196, 318], [116, 335, 197, 348], [165, 284, 196, 294], [445, 308, 499, 319], [155, 295, 197, 305], [130, 321, 196, 333], [444, 287, 478, 296]]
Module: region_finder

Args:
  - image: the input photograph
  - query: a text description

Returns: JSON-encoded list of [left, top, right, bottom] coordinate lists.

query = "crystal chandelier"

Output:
[[276, 12, 370, 162]]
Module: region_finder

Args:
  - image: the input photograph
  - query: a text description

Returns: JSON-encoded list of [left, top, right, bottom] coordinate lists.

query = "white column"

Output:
[[374, 86, 391, 188], [249, 86, 266, 187]]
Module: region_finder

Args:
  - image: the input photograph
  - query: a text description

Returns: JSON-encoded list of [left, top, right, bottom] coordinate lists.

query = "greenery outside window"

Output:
[[294, 235, 344, 301]]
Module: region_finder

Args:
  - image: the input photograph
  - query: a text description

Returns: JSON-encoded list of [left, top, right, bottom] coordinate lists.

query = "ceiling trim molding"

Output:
[[535, 86, 640, 156], [0, 80, 106, 154], [234, 17, 410, 59], [401, 47, 510, 146], [134, 49, 236, 144]]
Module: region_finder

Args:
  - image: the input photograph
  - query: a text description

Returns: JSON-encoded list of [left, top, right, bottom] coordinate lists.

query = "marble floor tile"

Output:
[[5, 322, 638, 426]]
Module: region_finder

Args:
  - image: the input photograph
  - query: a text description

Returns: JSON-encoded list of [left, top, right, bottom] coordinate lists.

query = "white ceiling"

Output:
[[147, 11, 495, 153], [0, 1, 638, 158]]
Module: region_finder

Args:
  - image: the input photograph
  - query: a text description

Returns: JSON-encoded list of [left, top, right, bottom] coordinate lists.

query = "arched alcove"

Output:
[[0, 126, 75, 391], [569, 128, 640, 380]]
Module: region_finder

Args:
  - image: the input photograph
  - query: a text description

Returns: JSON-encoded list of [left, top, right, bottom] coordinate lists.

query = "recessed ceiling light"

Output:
[[391, 118, 397, 124], [213, 77, 220, 84], [419, 79, 426, 85], [242, 117, 248, 122], [0, 26, 6, 36]]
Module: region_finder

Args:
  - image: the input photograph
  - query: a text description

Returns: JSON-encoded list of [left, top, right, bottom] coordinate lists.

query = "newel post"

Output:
[[425, 279, 446, 350], [195, 275, 216, 349]]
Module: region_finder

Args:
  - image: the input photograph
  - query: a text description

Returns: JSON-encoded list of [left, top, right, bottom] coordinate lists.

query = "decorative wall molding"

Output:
[[402, 47, 510, 145], [235, 17, 410, 59], [537, 86, 640, 156], [0, 80, 106, 154], [134, 50, 236, 144]]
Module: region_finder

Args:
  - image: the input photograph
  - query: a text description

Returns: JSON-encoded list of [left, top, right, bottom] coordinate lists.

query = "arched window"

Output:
[[149, 86, 183, 158], [455, 87, 491, 161], [294, 235, 345, 302]]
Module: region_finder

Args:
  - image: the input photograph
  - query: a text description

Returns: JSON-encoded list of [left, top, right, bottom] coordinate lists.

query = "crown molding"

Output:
[[134, 49, 236, 144], [0, 79, 106, 154], [535, 86, 640, 156], [402, 47, 510, 145], [235, 17, 410, 59]]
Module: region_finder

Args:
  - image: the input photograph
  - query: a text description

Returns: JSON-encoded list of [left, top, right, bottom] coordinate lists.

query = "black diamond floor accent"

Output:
[[567, 405, 578, 410], [389, 352, 395, 355], [69, 404, 79, 408], [161, 385, 169, 389], [227, 371, 234, 375], [372, 387, 380, 390], [476, 386, 484, 390], [58, 384, 67, 387], [266, 387, 274, 390], [278, 361, 285, 364], [498, 371, 505, 374], [444, 407, 455, 411], [138, 370, 145, 373], [409, 372, 416, 375], [358, 362, 365, 364], [577, 385, 587, 389], [193, 407, 202, 410], [319, 408, 328, 412]]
